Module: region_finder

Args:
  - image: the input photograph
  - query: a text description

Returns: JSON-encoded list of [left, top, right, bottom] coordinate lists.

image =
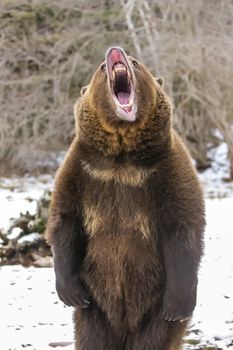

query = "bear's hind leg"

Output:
[[74, 304, 118, 350], [126, 308, 187, 350]]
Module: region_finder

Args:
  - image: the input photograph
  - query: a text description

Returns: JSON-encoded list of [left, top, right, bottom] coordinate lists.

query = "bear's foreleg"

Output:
[[162, 228, 202, 322], [48, 212, 90, 308]]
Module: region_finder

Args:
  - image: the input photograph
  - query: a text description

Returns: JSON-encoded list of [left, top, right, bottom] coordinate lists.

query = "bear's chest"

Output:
[[80, 168, 163, 328], [82, 173, 154, 239]]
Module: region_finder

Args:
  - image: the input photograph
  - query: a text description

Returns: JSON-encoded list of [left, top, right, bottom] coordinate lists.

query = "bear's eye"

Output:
[[132, 60, 138, 68], [101, 63, 106, 72]]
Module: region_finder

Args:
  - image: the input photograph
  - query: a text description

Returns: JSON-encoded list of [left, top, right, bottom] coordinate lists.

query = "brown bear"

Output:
[[46, 46, 205, 350]]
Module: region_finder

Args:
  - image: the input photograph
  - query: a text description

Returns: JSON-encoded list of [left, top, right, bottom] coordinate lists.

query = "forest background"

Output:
[[1, 0, 233, 179]]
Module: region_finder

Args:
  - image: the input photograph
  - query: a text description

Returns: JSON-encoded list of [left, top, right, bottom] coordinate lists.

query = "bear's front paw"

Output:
[[56, 274, 90, 308], [163, 287, 196, 322]]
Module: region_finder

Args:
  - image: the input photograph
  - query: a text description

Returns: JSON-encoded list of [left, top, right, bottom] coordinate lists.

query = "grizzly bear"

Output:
[[47, 46, 205, 350]]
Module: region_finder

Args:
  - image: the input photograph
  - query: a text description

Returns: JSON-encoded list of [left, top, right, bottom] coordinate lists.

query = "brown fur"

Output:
[[47, 50, 205, 350], [81, 160, 154, 186]]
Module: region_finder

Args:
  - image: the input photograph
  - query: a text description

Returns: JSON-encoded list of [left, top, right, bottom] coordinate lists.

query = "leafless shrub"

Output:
[[124, 0, 233, 177], [0, 0, 130, 174]]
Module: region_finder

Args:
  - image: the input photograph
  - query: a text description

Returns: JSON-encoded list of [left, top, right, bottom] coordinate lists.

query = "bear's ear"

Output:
[[80, 84, 89, 96], [155, 77, 165, 87]]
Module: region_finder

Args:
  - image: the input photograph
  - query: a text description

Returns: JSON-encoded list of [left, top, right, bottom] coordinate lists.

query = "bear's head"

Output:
[[75, 47, 172, 156]]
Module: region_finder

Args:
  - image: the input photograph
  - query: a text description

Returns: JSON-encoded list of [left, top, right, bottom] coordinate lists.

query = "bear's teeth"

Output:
[[112, 64, 127, 77], [114, 67, 126, 72]]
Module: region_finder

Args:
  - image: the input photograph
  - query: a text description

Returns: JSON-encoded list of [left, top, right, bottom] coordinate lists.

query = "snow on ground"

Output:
[[0, 266, 73, 350], [1, 196, 233, 349], [0, 174, 53, 231], [199, 142, 233, 198], [185, 197, 233, 349], [0, 145, 233, 349]]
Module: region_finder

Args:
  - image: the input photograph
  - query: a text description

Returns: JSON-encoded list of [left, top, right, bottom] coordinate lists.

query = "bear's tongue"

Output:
[[117, 92, 130, 105], [113, 63, 130, 106]]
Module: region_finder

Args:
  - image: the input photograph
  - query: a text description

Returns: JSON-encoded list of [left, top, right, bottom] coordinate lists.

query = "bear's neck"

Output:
[[76, 91, 172, 167], [78, 117, 172, 168]]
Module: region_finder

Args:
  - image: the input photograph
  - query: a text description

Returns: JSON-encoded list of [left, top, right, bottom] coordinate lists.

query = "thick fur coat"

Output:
[[47, 48, 205, 350]]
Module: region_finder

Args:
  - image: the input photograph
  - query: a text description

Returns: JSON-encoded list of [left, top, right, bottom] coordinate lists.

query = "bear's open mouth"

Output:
[[106, 47, 137, 122]]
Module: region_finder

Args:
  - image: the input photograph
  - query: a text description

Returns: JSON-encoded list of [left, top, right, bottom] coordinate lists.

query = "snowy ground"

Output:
[[185, 197, 233, 349], [0, 174, 54, 232], [0, 266, 73, 350], [0, 148, 233, 349]]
